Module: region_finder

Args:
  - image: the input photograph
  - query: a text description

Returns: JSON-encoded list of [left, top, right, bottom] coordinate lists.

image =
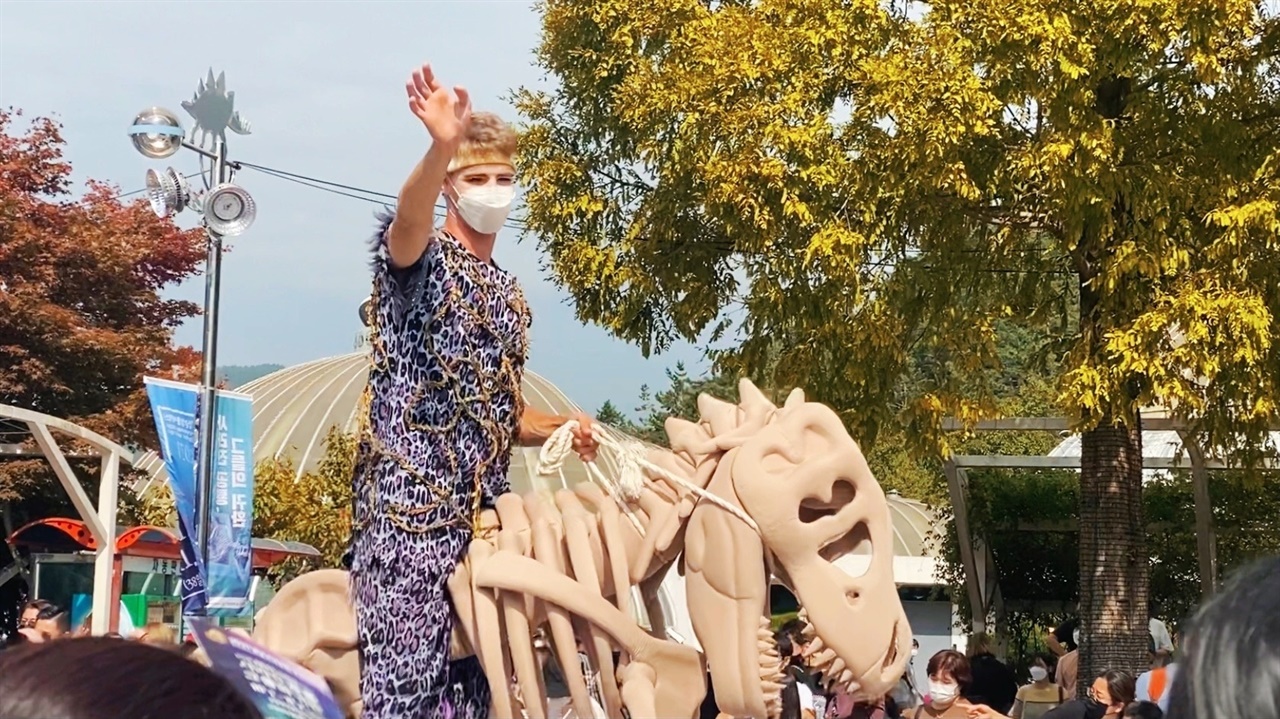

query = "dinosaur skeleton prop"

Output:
[[253, 379, 912, 719]]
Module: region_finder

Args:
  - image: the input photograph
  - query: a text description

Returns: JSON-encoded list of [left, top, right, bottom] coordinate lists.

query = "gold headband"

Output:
[[447, 146, 515, 173]]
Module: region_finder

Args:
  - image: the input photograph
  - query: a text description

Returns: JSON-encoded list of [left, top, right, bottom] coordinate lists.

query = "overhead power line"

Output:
[[235, 160, 528, 231], [114, 172, 203, 200], [113, 162, 1067, 276]]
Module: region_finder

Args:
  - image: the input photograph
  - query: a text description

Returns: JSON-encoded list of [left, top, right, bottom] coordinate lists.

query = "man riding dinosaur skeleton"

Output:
[[254, 378, 913, 719]]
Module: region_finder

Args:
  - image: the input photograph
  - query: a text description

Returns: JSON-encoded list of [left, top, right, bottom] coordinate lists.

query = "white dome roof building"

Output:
[[137, 352, 636, 497]]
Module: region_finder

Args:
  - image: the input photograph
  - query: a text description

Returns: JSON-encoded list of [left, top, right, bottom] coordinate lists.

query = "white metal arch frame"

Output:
[[0, 403, 143, 636]]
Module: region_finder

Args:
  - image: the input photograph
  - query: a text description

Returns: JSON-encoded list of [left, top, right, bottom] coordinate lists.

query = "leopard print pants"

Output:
[[351, 518, 491, 719]]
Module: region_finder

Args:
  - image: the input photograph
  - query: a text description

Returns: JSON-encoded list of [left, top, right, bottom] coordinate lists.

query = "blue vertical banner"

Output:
[[144, 377, 254, 617], [144, 377, 208, 616], [205, 388, 255, 615]]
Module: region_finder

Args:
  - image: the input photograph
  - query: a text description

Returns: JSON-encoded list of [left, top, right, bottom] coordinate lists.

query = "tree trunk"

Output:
[[1077, 418, 1149, 694]]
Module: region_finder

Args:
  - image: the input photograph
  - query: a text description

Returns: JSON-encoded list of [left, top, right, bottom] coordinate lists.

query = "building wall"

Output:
[[903, 599, 961, 695]]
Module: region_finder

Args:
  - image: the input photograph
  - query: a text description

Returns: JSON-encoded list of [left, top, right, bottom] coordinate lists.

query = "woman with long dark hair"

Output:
[[1165, 556, 1280, 719]]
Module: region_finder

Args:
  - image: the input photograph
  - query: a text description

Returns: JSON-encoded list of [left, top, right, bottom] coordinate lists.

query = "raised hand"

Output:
[[405, 63, 472, 147]]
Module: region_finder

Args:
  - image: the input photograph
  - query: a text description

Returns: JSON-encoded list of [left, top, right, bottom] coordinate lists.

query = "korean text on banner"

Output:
[[206, 389, 255, 615], [143, 377, 208, 616]]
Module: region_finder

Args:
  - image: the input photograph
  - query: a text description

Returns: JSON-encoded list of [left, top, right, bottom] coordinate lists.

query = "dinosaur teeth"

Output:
[[829, 657, 847, 677], [758, 614, 785, 718]]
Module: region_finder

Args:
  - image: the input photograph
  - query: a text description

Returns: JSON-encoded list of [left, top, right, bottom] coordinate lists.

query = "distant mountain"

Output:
[[220, 364, 284, 389]]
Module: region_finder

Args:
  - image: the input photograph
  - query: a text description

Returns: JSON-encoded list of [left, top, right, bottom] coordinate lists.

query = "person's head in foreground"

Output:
[[1086, 669, 1137, 719], [443, 111, 517, 238], [0, 636, 262, 719], [926, 649, 972, 708], [1165, 555, 1280, 719]]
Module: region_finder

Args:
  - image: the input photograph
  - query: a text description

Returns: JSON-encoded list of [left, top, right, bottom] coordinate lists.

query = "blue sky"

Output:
[[0, 0, 709, 417]]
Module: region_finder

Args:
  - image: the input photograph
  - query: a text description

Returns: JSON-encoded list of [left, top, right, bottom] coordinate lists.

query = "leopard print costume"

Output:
[[349, 211, 531, 719]]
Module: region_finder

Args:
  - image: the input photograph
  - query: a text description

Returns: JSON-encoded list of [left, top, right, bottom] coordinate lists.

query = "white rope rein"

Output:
[[536, 420, 760, 534]]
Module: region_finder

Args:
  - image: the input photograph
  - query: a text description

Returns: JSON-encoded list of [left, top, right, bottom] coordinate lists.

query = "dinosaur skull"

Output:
[[673, 380, 911, 718], [733, 389, 912, 702]]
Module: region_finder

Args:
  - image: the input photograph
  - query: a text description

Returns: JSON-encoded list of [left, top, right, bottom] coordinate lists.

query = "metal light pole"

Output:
[[127, 70, 257, 615]]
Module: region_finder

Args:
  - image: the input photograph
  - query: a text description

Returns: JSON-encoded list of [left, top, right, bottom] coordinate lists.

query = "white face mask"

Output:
[[928, 681, 959, 706], [1073, 629, 1082, 647], [1029, 666, 1049, 682], [911, 648, 919, 658], [451, 182, 515, 235]]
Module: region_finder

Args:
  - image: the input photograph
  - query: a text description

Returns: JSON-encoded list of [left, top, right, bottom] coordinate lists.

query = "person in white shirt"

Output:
[[796, 681, 817, 719], [1134, 653, 1177, 714], [1148, 622, 1173, 656]]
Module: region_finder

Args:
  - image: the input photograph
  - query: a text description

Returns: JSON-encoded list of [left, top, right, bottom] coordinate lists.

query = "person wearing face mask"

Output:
[[1010, 656, 1065, 719], [911, 649, 975, 718], [349, 63, 600, 719], [1055, 628, 1081, 698], [1047, 618, 1079, 659], [972, 670, 1134, 719]]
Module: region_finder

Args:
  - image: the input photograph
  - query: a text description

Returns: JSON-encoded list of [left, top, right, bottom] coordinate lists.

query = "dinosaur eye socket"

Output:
[[798, 479, 857, 524]]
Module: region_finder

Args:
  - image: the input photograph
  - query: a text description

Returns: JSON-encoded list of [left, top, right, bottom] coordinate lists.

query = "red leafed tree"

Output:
[[0, 108, 206, 504]]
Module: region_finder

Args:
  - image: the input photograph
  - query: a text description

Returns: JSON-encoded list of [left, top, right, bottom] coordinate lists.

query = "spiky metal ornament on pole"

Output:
[[127, 70, 257, 616]]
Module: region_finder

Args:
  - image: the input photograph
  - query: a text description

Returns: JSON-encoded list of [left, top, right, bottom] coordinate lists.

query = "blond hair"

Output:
[[968, 631, 995, 657], [138, 621, 177, 646], [447, 111, 518, 173]]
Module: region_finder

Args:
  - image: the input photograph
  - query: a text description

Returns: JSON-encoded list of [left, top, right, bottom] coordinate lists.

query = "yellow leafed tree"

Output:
[[516, 0, 1280, 682], [252, 428, 354, 577]]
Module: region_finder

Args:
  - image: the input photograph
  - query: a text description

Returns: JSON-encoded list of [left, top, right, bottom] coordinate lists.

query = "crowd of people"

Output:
[[1, 555, 1278, 718], [5, 598, 191, 650], [752, 555, 1279, 719], [0, 600, 255, 718]]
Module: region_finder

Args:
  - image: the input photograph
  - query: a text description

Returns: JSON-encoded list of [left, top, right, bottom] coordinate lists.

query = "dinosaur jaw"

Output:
[[797, 603, 908, 698], [786, 557, 911, 701]]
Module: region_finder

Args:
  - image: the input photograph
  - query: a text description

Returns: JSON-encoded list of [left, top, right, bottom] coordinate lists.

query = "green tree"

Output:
[[517, 0, 1280, 681], [594, 399, 642, 434]]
